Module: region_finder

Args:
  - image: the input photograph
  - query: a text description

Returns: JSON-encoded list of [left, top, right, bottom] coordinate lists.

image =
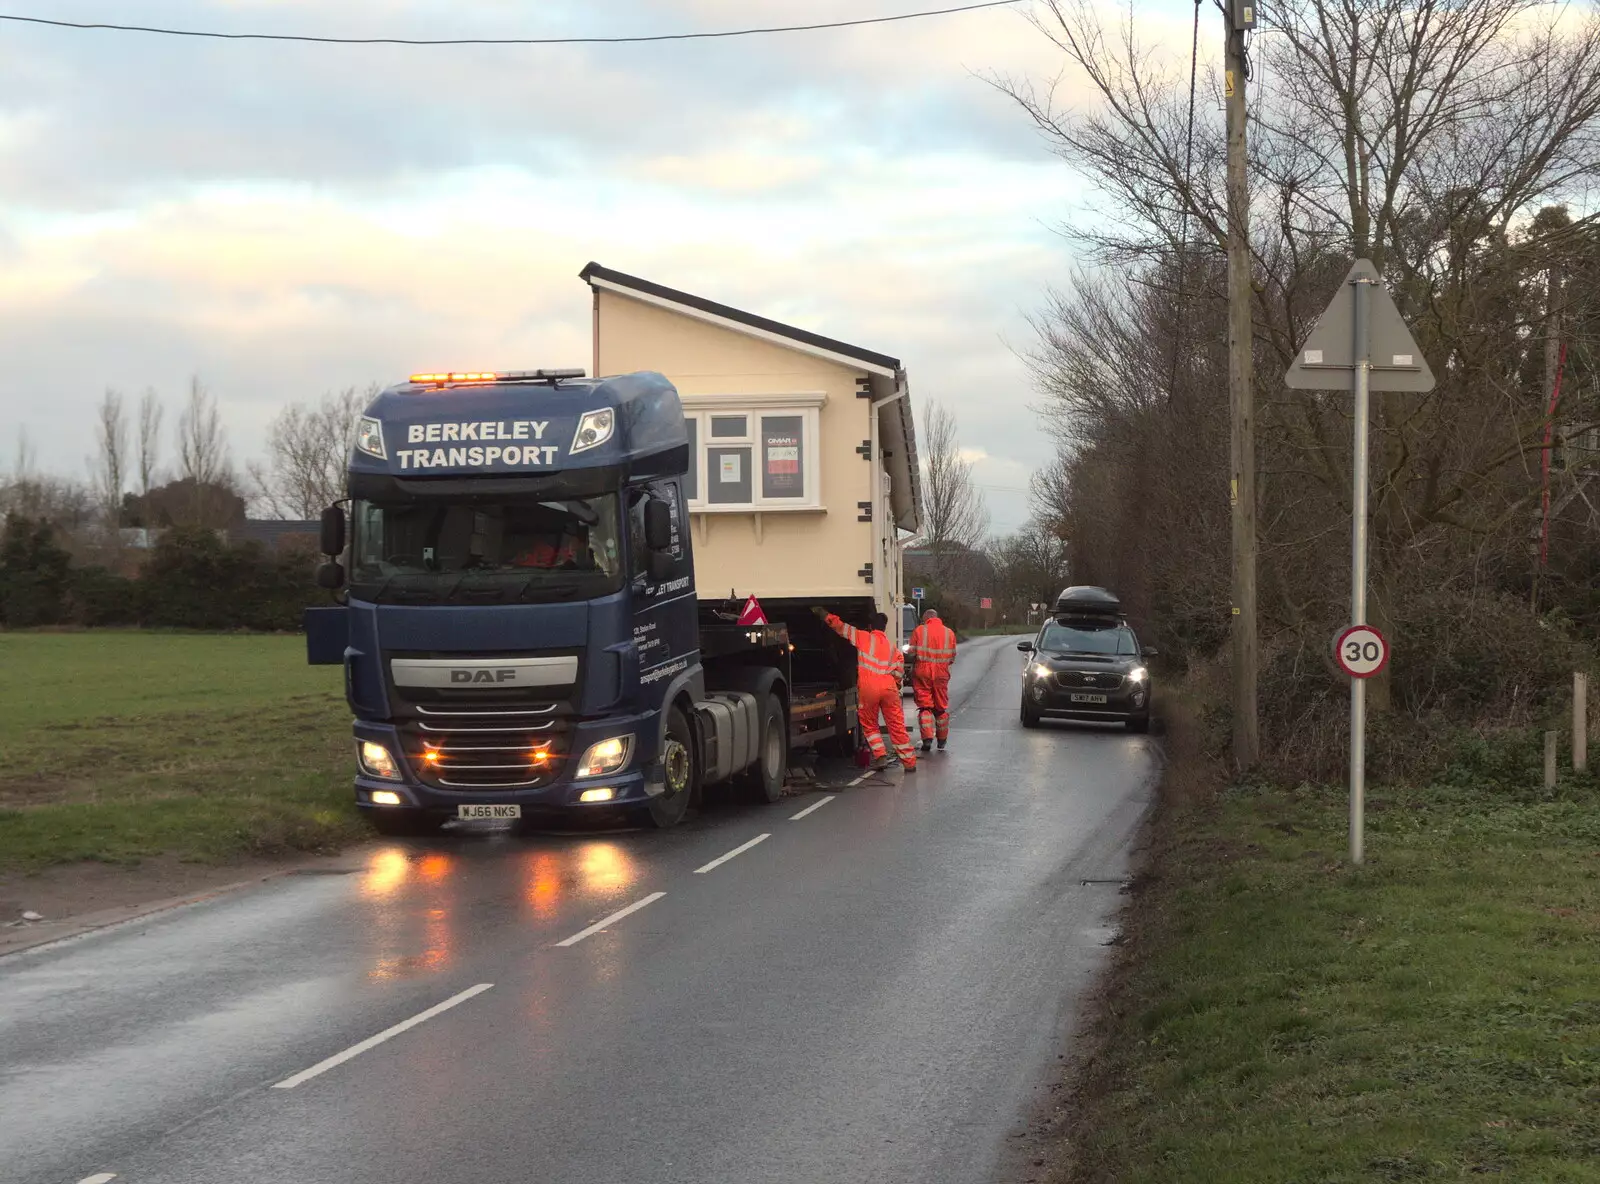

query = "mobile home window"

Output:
[[683, 407, 819, 510]]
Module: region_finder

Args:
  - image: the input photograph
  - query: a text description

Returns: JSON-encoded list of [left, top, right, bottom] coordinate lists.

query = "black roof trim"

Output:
[[580, 261, 901, 372]]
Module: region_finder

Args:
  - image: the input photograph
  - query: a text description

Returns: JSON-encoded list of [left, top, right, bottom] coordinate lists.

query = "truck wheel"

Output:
[[368, 808, 446, 837], [738, 694, 788, 805], [644, 706, 696, 829]]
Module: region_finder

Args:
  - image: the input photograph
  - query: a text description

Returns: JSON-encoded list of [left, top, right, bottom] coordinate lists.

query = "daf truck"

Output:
[[306, 367, 899, 833]]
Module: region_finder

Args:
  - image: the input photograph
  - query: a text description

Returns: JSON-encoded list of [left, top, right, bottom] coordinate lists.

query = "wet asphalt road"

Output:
[[1, 635, 1157, 1184]]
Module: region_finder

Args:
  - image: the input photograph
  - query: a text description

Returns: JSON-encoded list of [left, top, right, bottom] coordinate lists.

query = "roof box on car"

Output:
[[1052, 585, 1122, 618]]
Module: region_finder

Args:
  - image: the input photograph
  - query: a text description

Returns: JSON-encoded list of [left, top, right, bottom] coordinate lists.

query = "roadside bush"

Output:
[[68, 565, 145, 627], [1392, 589, 1588, 720], [140, 528, 316, 631], [0, 515, 72, 627]]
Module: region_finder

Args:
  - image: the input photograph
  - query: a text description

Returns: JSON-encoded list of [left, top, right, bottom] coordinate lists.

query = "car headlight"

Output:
[[901, 642, 912, 652], [1129, 666, 1148, 683], [571, 408, 615, 455], [576, 735, 632, 778], [1031, 663, 1052, 679], [359, 740, 402, 780], [355, 415, 386, 459]]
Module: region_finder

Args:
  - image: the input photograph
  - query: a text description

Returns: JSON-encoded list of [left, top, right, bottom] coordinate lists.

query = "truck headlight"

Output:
[[571, 408, 615, 455], [359, 740, 402, 780], [1129, 666, 1148, 683], [576, 735, 632, 778], [355, 416, 386, 460]]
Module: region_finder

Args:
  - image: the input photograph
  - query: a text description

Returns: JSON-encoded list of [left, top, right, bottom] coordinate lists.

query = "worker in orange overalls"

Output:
[[909, 607, 958, 752], [815, 607, 917, 773]]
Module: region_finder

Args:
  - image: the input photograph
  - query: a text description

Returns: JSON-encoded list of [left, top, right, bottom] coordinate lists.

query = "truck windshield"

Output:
[[349, 496, 624, 604], [1038, 622, 1138, 656]]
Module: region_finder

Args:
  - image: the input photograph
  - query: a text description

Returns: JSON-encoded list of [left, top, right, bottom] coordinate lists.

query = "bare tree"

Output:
[[175, 377, 236, 528], [990, 521, 1071, 619], [250, 386, 372, 519], [999, 0, 1600, 775], [918, 401, 989, 591], [90, 388, 128, 527], [11, 426, 36, 482], [137, 387, 163, 499]]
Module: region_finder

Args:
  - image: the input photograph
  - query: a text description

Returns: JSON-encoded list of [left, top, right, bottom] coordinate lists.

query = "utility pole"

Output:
[[1225, 0, 1259, 770]]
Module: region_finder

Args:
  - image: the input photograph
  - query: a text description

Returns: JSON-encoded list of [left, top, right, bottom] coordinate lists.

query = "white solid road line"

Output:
[[556, 891, 668, 947], [78, 1175, 117, 1183], [789, 795, 836, 821], [693, 833, 770, 874], [272, 983, 494, 1089]]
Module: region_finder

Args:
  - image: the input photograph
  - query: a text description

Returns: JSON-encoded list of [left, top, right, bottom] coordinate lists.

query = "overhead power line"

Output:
[[0, 2, 1022, 47]]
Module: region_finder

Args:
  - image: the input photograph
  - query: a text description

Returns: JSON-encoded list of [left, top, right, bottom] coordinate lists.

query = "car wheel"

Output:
[[367, 808, 446, 837], [737, 693, 787, 805], [1020, 701, 1042, 729], [1125, 714, 1151, 734], [643, 706, 697, 828]]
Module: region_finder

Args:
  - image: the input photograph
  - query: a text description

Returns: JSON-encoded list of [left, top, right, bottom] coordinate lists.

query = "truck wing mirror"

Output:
[[316, 561, 345, 590], [319, 504, 345, 557], [644, 499, 672, 552]]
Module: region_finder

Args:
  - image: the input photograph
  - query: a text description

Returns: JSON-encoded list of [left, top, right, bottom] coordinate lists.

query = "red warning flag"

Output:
[[736, 595, 767, 626]]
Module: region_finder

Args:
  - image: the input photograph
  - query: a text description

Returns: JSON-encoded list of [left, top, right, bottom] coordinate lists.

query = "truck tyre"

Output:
[[368, 808, 446, 837], [644, 706, 696, 829], [738, 694, 788, 805]]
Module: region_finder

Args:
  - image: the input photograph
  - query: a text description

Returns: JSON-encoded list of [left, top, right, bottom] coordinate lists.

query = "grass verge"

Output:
[[1057, 712, 1600, 1183], [0, 631, 365, 871]]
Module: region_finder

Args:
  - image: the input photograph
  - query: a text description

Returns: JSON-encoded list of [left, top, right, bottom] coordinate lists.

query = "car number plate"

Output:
[[457, 804, 521, 820], [1070, 693, 1108, 704]]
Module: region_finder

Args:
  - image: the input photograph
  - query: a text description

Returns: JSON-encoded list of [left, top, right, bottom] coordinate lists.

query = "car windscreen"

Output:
[[348, 495, 623, 604], [1038, 621, 1138, 656]]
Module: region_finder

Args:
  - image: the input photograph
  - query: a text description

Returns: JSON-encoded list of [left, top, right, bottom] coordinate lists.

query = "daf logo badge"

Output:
[[451, 669, 517, 683]]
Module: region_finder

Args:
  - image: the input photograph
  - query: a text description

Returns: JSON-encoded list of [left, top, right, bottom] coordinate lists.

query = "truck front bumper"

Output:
[[351, 719, 662, 815]]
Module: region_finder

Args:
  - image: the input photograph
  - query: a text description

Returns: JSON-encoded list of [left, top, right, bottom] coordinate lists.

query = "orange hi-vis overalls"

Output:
[[824, 613, 916, 769], [910, 618, 957, 744]]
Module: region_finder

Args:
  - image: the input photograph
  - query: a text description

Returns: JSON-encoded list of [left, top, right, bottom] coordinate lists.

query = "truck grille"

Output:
[[398, 704, 571, 790]]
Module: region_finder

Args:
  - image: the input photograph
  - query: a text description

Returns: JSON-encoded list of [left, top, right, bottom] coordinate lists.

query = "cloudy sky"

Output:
[[0, 0, 1193, 533]]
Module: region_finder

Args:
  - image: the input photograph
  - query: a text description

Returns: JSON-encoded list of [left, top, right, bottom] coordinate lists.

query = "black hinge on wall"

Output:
[[856, 439, 872, 460], [858, 562, 874, 584], [856, 378, 873, 399], [857, 501, 872, 522]]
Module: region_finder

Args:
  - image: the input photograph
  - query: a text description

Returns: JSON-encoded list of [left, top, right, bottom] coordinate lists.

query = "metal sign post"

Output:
[[1286, 259, 1433, 865], [1349, 275, 1372, 865]]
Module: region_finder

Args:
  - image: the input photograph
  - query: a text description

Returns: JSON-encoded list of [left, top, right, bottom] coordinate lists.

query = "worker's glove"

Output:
[[810, 606, 827, 619]]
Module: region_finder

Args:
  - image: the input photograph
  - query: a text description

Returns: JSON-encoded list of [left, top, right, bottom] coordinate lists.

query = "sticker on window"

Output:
[[762, 415, 805, 499], [720, 453, 742, 483]]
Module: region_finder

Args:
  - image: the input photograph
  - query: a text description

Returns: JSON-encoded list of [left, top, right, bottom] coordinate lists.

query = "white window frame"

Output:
[[681, 393, 826, 513]]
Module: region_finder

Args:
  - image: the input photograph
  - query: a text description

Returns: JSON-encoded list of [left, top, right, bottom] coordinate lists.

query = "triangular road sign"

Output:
[[1284, 259, 1436, 393]]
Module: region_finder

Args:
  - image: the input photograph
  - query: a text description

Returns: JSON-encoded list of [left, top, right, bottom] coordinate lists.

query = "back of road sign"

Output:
[[1283, 259, 1436, 393]]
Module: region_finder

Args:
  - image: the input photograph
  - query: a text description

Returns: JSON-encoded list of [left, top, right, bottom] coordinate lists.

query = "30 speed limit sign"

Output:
[[1335, 625, 1389, 678]]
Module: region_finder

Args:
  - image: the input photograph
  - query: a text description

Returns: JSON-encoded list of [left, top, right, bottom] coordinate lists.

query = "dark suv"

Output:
[[1018, 591, 1154, 732]]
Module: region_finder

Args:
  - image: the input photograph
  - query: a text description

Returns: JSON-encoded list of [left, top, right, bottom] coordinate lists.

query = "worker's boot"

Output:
[[937, 738, 947, 751], [920, 740, 932, 753]]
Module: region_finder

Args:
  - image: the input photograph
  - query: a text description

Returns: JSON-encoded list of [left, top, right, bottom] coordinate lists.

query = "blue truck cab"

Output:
[[307, 368, 858, 835]]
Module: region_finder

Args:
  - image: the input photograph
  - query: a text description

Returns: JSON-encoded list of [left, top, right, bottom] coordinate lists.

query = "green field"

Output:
[[0, 631, 365, 871], [1064, 771, 1600, 1183]]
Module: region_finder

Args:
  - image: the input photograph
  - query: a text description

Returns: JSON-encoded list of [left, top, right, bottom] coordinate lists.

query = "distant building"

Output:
[[229, 519, 320, 553]]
